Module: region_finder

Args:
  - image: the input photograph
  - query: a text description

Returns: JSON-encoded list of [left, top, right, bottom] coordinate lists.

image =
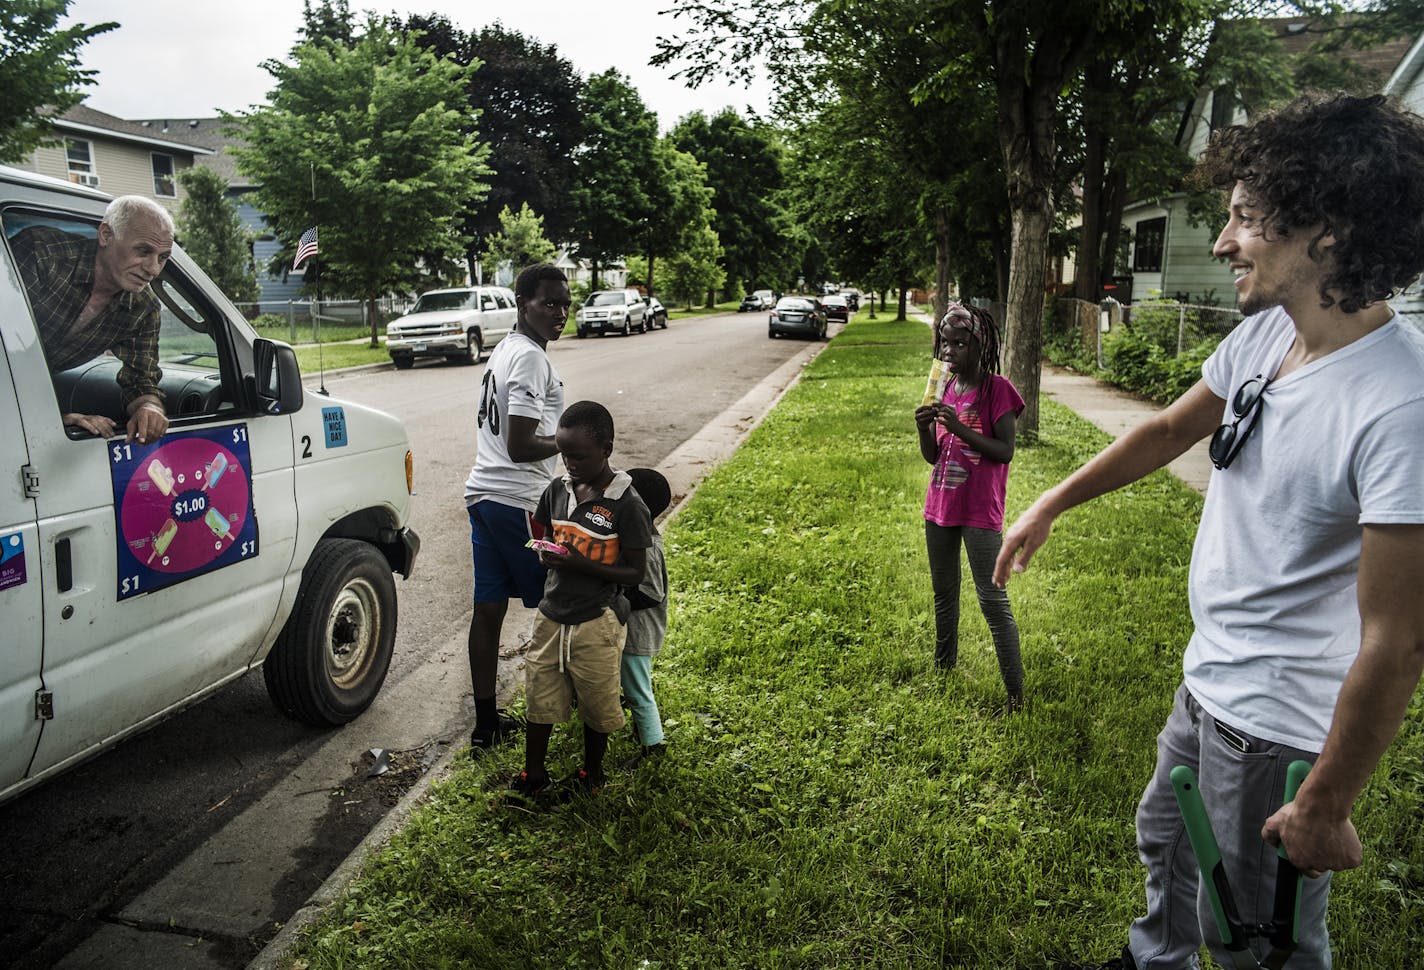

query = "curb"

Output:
[[246, 321, 841, 970]]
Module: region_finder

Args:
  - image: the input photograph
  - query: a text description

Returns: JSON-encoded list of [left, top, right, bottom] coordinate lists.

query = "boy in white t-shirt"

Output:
[[463, 264, 569, 752], [995, 93, 1424, 970]]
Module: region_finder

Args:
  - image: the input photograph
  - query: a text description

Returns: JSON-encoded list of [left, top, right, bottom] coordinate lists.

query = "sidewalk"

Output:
[[1039, 364, 1212, 494]]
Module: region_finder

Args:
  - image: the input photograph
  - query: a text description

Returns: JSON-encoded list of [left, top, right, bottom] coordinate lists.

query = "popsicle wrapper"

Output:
[[525, 538, 568, 555], [920, 358, 949, 407]]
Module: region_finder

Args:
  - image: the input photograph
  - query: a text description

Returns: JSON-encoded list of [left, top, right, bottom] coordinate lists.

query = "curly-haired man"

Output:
[[995, 92, 1424, 969]]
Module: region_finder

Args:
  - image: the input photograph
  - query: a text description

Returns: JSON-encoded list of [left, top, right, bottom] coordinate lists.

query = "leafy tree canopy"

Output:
[[669, 108, 787, 294], [0, 0, 115, 163], [230, 17, 491, 343], [175, 165, 260, 307], [483, 202, 558, 276], [567, 69, 660, 285], [400, 16, 584, 255]]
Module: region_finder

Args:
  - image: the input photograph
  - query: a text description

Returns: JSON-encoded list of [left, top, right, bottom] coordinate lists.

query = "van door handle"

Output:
[[56, 537, 73, 592]]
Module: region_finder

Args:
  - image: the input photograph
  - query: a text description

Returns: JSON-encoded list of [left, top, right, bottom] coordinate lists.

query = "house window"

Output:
[[152, 154, 176, 197], [66, 139, 98, 187], [1133, 217, 1166, 273]]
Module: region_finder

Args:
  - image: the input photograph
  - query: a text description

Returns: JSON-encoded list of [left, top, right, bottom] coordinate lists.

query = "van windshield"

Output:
[[413, 291, 476, 313], [587, 291, 628, 306]]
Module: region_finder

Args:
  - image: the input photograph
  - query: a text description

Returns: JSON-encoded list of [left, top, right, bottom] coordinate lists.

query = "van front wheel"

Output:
[[263, 539, 397, 726]]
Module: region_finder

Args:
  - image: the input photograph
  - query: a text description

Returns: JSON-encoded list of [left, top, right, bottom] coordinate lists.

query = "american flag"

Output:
[[292, 226, 318, 270]]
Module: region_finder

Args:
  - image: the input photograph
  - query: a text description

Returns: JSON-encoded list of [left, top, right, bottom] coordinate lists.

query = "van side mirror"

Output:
[[253, 338, 304, 414]]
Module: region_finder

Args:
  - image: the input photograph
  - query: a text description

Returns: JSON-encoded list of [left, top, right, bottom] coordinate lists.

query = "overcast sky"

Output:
[[64, 0, 772, 130]]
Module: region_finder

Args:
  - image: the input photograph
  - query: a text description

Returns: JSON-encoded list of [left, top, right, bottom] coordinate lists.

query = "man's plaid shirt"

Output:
[[9, 225, 164, 409]]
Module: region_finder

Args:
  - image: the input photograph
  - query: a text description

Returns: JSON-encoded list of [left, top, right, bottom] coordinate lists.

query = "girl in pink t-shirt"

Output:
[[914, 303, 1025, 714]]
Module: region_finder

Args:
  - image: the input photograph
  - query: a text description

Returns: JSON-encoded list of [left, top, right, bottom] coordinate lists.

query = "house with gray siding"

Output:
[[17, 104, 211, 215]]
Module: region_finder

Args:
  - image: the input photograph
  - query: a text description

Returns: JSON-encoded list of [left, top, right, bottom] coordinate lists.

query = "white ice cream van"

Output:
[[0, 166, 419, 804]]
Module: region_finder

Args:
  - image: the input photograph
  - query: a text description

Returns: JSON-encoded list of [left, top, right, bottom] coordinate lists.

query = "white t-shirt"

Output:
[[463, 331, 564, 513], [1186, 307, 1424, 751]]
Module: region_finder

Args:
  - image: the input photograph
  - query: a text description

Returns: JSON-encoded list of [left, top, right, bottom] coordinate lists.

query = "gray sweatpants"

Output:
[[923, 521, 1023, 694], [1128, 683, 1332, 969]]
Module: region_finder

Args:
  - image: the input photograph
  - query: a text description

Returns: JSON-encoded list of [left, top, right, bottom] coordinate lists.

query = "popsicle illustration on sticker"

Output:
[[201, 452, 228, 491], [147, 518, 178, 564], [147, 458, 175, 496], [204, 506, 234, 540]]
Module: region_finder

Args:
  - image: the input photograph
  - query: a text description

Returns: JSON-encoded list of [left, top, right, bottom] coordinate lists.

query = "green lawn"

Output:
[[286, 315, 1424, 969]]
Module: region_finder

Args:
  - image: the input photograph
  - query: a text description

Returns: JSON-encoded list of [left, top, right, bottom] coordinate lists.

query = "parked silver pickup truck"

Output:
[[385, 286, 517, 368]]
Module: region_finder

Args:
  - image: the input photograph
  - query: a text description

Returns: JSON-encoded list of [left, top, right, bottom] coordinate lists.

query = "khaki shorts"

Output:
[[525, 607, 627, 733]]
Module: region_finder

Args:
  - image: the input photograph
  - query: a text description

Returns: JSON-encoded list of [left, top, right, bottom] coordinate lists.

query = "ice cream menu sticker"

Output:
[[110, 425, 259, 600], [0, 533, 25, 591]]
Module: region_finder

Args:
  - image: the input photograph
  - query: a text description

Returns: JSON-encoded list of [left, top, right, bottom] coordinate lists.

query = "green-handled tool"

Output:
[[1170, 759, 1311, 970]]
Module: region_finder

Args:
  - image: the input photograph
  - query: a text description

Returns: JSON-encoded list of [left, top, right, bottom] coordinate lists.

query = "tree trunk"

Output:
[[647, 252, 656, 297], [367, 296, 380, 349], [933, 205, 951, 323], [1074, 126, 1105, 301], [1004, 201, 1051, 436], [591, 259, 601, 292], [896, 283, 907, 321], [1101, 165, 1129, 293], [991, 219, 1010, 304]]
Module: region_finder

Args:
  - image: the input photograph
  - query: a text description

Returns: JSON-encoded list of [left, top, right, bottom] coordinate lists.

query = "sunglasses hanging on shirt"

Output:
[[1209, 374, 1271, 470]]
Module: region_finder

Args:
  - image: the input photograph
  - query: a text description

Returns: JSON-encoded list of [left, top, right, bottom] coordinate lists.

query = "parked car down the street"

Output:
[[576, 288, 649, 337], [646, 296, 668, 329], [768, 296, 828, 341], [385, 286, 516, 369], [821, 294, 851, 323], [738, 293, 762, 312]]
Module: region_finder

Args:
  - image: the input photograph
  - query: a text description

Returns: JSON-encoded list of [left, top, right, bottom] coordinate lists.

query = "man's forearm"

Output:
[[1298, 634, 1424, 821], [126, 394, 164, 416], [1035, 380, 1221, 517]]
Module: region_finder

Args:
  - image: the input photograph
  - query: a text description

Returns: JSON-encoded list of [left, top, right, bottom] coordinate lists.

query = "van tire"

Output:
[[263, 539, 397, 726], [392, 355, 414, 370]]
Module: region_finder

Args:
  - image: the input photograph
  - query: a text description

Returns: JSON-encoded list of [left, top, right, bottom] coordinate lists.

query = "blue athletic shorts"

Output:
[[468, 500, 547, 607]]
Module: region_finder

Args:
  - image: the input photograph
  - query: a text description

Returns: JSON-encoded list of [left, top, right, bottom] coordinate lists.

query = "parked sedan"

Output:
[[822, 293, 851, 323], [646, 296, 669, 329], [768, 296, 827, 340], [739, 293, 763, 312]]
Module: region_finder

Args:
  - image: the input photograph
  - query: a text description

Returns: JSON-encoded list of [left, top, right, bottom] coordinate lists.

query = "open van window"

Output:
[[2, 208, 240, 433]]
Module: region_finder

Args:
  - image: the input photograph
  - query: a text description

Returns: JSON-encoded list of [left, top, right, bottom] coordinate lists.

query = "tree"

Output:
[[175, 166, 260, 308], [0, 1, 115, 163], [231, 18, 491, 346], [482, 203, 558, 278], [641, 140, 717, 296], [401, 17, 584, 271], [669, 109, 787, 296], [567, 70, 660, 289], [297, 0, 354, 48], [662, 223, 726, 309]]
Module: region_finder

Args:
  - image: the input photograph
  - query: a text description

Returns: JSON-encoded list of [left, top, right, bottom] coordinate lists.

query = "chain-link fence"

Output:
[[1117, 300, 1243, 356], [232, 297, 410, 345]]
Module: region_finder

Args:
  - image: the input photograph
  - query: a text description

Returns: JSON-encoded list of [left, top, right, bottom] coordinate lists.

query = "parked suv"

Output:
[[385, 286, 517, 369], [576, 288, 648, 336], [0, 166, 420, 804]]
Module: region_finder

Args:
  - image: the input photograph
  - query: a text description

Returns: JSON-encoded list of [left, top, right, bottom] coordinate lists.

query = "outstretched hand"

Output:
[[993, 502, 1056, 587]]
